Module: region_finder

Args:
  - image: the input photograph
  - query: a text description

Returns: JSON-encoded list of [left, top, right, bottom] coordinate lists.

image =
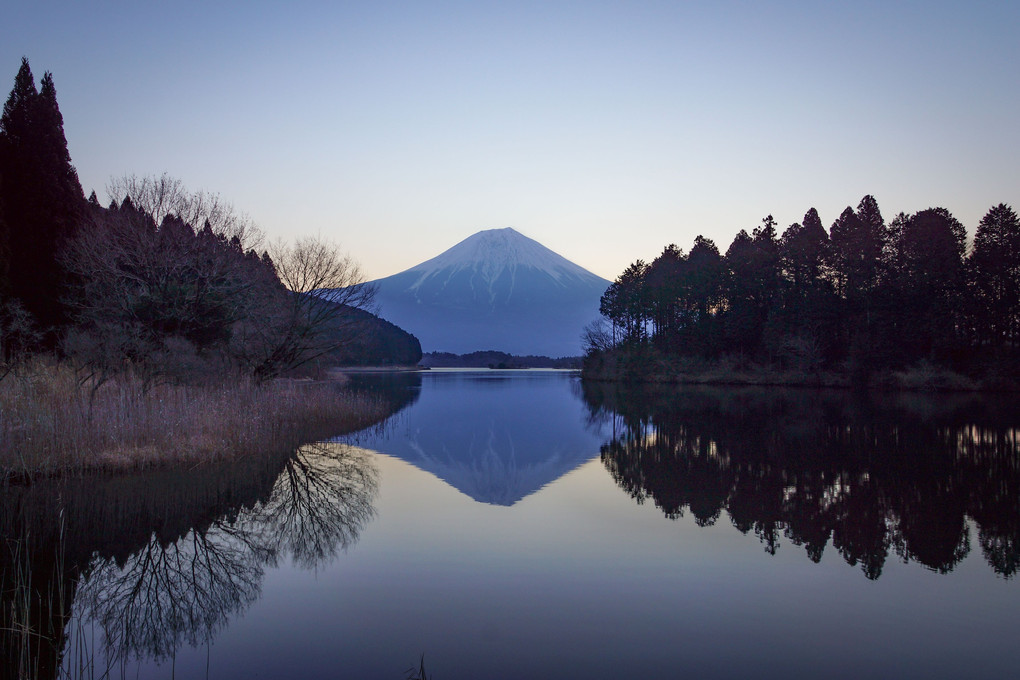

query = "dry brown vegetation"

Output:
[[0, 361, 386, 482], [581, 345, 1012, 392]]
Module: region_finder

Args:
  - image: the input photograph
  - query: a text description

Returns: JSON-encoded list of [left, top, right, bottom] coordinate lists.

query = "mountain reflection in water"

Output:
[[582, 382, 1020, 580], [346, 370, 597, 505]]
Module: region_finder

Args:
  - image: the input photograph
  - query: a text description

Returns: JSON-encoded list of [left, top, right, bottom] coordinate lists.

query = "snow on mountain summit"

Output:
[[406, 227, 595, 288], [364, 228, 610, 356]]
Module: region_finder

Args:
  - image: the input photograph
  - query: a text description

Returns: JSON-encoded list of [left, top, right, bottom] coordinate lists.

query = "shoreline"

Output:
[[581, 357, 1019, 394], [329, 365, 425, 374], [0, 368, 397, 486]]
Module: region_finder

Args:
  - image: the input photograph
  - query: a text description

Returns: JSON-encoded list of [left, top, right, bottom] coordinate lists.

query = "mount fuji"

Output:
[[364, 228, 610, 357]]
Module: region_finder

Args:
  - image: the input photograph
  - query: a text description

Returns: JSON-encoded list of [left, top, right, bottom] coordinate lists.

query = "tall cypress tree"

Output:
[[0, 59, 36, 145], [0, 58, 84, 341], [0, 59, 36, 301], [36, 71, 83, 216], [969, 204, 1020, 351]]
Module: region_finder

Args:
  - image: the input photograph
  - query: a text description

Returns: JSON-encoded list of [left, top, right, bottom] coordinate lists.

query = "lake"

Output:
[[2, 369, 1019, 679]]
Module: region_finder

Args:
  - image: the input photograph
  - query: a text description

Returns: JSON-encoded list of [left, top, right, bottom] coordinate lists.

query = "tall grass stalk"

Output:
[[0, 361, 385, 481]]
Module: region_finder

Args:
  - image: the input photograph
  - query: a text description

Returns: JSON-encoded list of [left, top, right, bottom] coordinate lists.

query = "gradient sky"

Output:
[[4, 1, 1018, 281]]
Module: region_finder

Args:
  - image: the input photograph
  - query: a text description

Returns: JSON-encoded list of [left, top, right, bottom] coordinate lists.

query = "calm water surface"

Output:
[[3, 370, 1019, 679]]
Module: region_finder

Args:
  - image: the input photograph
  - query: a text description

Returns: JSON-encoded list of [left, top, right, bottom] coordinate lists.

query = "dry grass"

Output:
[[0, 361, 386, 481], [583, 348, 850, 388], [887, 360, 978, 392]]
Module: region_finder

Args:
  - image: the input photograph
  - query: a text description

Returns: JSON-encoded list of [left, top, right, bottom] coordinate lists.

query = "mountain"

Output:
[[363, 228, 610, 357], [342, 371, 602, 506]]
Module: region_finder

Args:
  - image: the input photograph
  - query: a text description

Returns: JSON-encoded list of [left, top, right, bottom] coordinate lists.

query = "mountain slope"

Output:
[[366, 228, 609, 356]]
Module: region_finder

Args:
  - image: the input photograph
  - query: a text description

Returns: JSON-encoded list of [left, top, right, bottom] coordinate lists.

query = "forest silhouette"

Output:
[[0, 58, 418, 382], [588, 197, 1020, 386]]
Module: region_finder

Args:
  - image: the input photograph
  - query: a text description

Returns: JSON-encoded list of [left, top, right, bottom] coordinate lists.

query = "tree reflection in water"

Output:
[[584, 382, 1020, 579], [73, 442, 377, 666], [246, 442, 378, 569], [75, 526, 265, 664], [1, 441, 377, 676]]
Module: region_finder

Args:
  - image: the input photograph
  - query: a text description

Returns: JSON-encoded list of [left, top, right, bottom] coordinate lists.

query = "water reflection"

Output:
[[348, 371, 598, 505], [583, 382, 1020, 579], [1, 441, 377, 678]]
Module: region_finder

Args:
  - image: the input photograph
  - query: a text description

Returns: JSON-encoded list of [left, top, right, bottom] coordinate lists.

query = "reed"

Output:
[[405, 654, 433, 680], [0, 361, 386, 481]]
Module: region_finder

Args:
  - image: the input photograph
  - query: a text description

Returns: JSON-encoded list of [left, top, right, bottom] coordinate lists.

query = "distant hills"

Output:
[[359, 228, 610, 357], [326, 304, 422, 366], [420, 351, 579, 369]]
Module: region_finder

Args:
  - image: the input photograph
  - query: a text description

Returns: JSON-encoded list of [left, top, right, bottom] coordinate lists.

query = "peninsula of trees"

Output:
[[0, 57, 419, 382], [0, 58, 415, 480], [585, 196, 1020, 389]]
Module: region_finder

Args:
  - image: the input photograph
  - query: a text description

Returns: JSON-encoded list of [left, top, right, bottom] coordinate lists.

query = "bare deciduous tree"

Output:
[[581, 318, 615, 356], [63, 176, 377, 384], [62, 198, 269, 387], [231, 236, 377, 380], [106, 173, 260, 249], [0, 299, 38, 380]]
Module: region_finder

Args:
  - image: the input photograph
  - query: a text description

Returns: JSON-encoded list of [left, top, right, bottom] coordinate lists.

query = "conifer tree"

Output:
[[0, 59, 36, 145], [0, 59, 36, 301], [0, 59, 84, 340], [781, 208, 828, 289], [969, 203, 1020, 350], [886, 207, 966, 360]]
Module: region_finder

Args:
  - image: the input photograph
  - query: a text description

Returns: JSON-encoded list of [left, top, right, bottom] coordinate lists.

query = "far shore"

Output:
[[330, 365, 426, 374]]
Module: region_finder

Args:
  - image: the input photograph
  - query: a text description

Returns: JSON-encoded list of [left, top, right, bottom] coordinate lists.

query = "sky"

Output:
[[3, 1, 1018, 281]]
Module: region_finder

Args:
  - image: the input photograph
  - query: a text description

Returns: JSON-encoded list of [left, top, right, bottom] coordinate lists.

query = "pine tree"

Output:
[[969, 204, 1020, 350], [37, 71, 83, 210], [0, 58, 37, 146], [0, 59, 36, 301], [0, 59, 85, 340], [886, 208, 967, 360]]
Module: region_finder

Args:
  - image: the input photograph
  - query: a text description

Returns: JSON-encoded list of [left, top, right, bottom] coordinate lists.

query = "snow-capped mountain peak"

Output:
[[362, 228, 610, 356], [405, 227, 595, 293]]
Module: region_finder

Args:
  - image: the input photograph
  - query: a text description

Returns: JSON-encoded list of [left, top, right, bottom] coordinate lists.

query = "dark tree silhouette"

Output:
[[0, 59, 84, 341], [600, 259, 650, 344], [723, 217, 781, 356], [645, 244, 685, 351], [969, 204, 1020, 351], [586, 193, 1020, 385], [885, 207, 967, 362]]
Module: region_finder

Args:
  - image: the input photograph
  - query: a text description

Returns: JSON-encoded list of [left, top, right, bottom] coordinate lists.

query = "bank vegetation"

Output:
[[584, 197, 1020, 391], [0, 60, 388, 481]]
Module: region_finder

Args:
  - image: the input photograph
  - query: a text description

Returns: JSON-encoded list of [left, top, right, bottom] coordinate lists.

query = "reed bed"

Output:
[[0, 362, 386, 481]]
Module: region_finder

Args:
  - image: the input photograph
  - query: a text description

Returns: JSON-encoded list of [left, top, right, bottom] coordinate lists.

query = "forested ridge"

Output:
[[586, 196, 1020, 388], [0, 58, 417, 380]]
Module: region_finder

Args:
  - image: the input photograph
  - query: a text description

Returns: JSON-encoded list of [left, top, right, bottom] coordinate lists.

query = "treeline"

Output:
[[420, 350, 580, 369], [0, 58, 387, 383], [588, 195, 1020, 384]]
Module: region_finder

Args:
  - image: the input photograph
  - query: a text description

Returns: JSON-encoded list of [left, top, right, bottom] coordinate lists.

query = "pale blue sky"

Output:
[[4, 1, 1017, 280]]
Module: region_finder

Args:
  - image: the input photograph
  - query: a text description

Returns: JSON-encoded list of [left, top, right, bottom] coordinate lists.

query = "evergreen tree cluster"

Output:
[[0, 59, 403, 378], [592, 196, 1020, 380], [0, 58, 85, 346]]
